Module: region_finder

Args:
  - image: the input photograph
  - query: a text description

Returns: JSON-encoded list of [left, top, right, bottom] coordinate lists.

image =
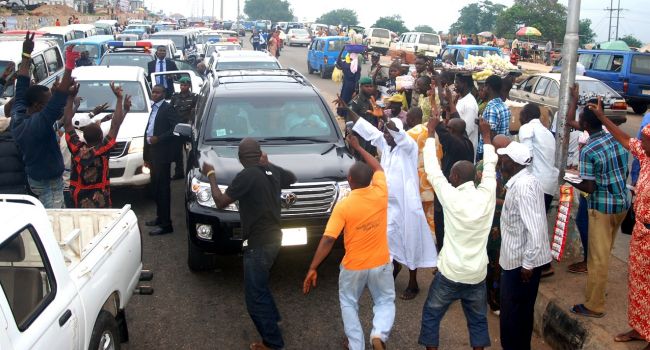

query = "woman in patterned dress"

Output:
[[586, 99, 650, 349]]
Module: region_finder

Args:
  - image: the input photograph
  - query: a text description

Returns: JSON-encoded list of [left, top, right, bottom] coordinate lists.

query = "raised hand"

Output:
[[587, 96, 606, 120], [110, 82, 123, 98], [92, 103, 109, 115], [427, 115, 440, 137], [22, 31, 36, 56], [64, 45, 80, 70], [367, 96, 383, 117], [68, 81, 80, 97], [201, 161, 215, 176], [124, 95, 132, 114], [346, 133, 360, 149], [479, 118, 491, 139], [570, 83, 579, 103]]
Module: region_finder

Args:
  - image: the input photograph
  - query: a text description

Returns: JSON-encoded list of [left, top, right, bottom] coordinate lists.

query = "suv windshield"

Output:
[[374, 29, 390, 38], [153, 35, 185, 49], [69, 44, 100, 59], [204, 96, 337, 142], [76, 81, 148, 113], [100, 53, 151, 70], [215, 61, 280, 70], [419, 34, 439, 45], [468, 49, 500, 57]]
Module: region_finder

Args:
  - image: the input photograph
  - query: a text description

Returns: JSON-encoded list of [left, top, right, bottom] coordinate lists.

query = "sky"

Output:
[[144, 0, 650, 44]]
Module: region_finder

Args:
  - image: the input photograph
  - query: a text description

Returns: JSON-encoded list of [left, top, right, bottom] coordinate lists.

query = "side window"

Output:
[[609, 55, 624, 72], [522, 76, 540, 92], [457, 50, 466, 63], [0, 226, 56, 331], [31, 54, 48, 82], [593, 54, 612, 70], [578, 53, 594, 68], [409, 35, 417, 44], [534, 77, 551, 95], [547, 81, 560, 98], [316, 40, 324, 51], [43, 48, 63, 75]]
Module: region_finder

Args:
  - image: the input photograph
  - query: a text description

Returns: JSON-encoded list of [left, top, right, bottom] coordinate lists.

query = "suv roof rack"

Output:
[[211, 68, 313, 88]]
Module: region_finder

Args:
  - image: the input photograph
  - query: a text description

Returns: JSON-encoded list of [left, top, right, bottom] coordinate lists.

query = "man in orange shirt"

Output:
[[303, 133, 394, 350]]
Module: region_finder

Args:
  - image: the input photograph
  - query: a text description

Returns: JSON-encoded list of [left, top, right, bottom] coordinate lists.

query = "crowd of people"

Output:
[[0, 28, 649, 350]]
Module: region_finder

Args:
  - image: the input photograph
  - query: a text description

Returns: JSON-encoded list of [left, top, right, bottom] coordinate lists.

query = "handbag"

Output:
[[332, 67, 343, 83]]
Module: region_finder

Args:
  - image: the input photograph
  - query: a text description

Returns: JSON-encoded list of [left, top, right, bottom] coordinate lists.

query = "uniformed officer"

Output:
[[170, 76, 198, 179]]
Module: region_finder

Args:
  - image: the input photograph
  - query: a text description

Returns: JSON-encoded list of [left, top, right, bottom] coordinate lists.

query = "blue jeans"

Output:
[[339, 262, 395, 350], [419, 272, 490, 348], [500, 266, 542, 350], [243, 243, 284, 349], [28, 176, 64, 209]]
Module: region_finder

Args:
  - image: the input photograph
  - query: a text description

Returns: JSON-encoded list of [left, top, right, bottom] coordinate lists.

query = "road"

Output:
[[116, 44, 560, 350]]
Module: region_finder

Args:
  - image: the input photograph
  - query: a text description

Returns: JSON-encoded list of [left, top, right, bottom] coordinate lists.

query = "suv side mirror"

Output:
[[174, 123, 193, 139]]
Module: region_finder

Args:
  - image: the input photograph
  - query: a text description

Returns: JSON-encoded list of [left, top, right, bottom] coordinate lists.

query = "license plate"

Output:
[[643, 89, 650, 95], [281, 227, 307, 246]]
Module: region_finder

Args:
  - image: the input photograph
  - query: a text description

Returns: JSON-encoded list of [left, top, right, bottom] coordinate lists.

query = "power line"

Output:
[[605, 0, 627, 41]]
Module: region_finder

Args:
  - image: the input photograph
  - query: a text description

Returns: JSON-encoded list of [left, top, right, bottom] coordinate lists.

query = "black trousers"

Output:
[[433, 196, 444, 252], [544, 193, 553, 213], [151, 160, 172, 227], [499, 266, 542, 350], [173, 142, 184, 176]]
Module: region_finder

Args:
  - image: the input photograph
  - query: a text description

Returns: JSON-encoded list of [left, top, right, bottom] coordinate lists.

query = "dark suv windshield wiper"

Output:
[[204, 137, 243, 142], [259, 136, 329, 143]]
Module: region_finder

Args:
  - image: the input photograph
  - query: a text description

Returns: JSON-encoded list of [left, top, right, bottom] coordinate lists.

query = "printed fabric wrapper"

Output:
[[552, 185, 574, 261]]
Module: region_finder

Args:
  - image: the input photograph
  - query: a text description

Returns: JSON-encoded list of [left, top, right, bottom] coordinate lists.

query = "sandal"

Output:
[[568, 261, 588, 274], [570, 304, 605, 318], [614, 330, 645, 342], [250, 342, 271, 350], [400, 287, 419, 300]]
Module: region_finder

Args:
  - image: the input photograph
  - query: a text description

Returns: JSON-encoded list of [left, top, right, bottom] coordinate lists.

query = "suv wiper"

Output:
[[204, 137, 242, 142], [260, 136, 329, 143]]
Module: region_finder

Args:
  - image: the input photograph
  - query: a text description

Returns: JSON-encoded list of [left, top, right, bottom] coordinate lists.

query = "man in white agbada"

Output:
[[351, 109, 437, 300]]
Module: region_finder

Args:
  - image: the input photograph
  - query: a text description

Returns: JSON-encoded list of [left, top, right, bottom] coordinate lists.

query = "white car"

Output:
[[207, 50, 281, 73], [0, 194, 150, 350], [203, 41, 241, 61], [148, 38, 183, 60], [287, 28, 311, 46], [71, 66, 152, 187]]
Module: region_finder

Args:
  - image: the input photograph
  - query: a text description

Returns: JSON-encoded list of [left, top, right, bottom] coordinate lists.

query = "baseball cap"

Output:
[[496, 141, 532, 166], [72, 114, 93, 129], [178, 76, 191, 84]]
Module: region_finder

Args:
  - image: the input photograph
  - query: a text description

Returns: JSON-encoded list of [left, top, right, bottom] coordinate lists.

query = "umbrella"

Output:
[[596, 40, 631, 51], [516, 26, 542, 36], [477, 31, 493, 38]]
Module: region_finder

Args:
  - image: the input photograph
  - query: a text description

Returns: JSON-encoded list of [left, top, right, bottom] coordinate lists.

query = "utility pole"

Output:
[[615, 0, 621, 40], [220, 0, 223, 21], [212, 0, 215, 21], [605, 0, 625, 41]]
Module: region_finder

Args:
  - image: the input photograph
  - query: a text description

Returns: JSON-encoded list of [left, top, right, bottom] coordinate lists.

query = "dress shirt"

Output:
[[518, 118, 559, 195], [423, 138, 497, 284], [146, 101, 163, 144], [156, 59, 167, 87], [499, 168, 553, 270], [456, 93, 479, 156]]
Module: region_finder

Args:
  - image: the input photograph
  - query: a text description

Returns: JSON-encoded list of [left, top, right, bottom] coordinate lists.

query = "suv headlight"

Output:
[[337, 181, 351, 202], [128, 136, 144, 154], [191, 177, 239, 211]]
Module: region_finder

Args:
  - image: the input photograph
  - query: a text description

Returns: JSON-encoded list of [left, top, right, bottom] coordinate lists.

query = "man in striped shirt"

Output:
[[497, 141, 552, 350]]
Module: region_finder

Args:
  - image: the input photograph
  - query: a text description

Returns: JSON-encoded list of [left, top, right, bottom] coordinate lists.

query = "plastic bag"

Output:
[[332, 67, 343, 83]]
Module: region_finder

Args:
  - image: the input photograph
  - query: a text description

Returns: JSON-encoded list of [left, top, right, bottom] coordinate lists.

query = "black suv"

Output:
[[175, 69, 355, 270]]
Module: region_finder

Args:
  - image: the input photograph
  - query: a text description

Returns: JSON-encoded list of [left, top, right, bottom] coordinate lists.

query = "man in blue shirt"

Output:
[[477, 75, 510, 161], [11, 32, 76, 208]]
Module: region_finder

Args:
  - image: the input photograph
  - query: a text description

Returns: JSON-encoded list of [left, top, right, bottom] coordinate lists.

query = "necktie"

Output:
[[158, 60, 164, 86]]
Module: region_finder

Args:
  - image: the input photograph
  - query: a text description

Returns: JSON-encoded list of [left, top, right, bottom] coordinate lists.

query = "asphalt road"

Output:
[[116, 43, 561, 350]]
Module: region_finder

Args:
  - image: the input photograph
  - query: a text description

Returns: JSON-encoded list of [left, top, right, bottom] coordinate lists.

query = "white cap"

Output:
[[72, 114, 93, 129], [496, 141, 532, 166], [390, 117, 404, 131]]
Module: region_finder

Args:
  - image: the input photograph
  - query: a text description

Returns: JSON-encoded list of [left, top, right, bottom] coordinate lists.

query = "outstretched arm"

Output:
[[107, 83, 127, 140], [346, 133, 382, 172], [588, 97, 631, 149]]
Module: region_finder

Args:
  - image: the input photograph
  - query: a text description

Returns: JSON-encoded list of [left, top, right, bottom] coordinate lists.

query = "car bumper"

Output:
[[109, 153, 150, 187], [187, 201, 329, 254], [290, 38, 311, 44]]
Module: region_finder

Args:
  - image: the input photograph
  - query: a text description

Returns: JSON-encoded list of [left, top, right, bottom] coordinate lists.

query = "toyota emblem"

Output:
[[281, 192, 297, 209]]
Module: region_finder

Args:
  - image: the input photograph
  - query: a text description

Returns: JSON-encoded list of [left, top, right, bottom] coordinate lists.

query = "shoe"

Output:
[[149, 226, 173, 236], [145, 219, 160, 227], [371, 337, 386, 350]]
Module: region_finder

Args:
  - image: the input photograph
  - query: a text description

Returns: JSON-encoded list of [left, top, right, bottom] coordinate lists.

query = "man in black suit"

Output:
[[147, 46, 178, 99], [144, 85, 180, 235]]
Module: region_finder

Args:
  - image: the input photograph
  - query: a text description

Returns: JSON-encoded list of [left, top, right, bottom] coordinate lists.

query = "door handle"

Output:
[[59, 309, 72, 326], [540, 97, 545, 102], [525, 94, 530, 98]]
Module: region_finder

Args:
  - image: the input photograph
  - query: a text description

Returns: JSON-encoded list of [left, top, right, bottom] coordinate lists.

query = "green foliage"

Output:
[[579, 19, 596, 47], [372, 15, 409, 34], [620, 34, 643, 48], [316, 9, 358, 26], [243, 0, 294, 23], [450, 0, 506, 34], [414, 25, 435, 33], [495, 0, 567, 42]]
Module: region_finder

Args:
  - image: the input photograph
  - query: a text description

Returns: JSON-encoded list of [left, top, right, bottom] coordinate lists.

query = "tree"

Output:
[[449, 0, 506, 34], [579, 18, 596, 47], [243, 0, 294, 23], [372, 15, 408, 34], [414, 25, 434, 33], [495, 0, 567, 42], [620, 34, 643, 48], [315, 9, 358, 26]]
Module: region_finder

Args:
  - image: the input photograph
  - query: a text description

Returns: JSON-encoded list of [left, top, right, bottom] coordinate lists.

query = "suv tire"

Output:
[[187, 235, 216, 271], [88, 310, 121, 350], [307, 61, 314, 74], [631, 102, 648, 115]]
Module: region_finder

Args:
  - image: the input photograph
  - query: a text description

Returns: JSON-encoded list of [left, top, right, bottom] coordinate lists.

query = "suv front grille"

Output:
[[110, 141, 129, 158], [281, 182, 337, 217]]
